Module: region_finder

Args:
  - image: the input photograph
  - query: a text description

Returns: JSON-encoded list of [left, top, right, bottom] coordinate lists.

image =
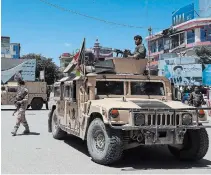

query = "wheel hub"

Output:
[[94, 132, 105, 150]]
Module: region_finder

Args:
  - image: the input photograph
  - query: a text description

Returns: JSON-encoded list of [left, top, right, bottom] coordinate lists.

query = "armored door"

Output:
[[64, 84, 80, 136]]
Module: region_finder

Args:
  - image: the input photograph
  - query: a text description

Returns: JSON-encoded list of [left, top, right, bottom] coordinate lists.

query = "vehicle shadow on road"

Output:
[[63, 135, 211, 170], [15, 132, 41, 136], [63, 135, 89, 156], [1, 109, 48, 111], [112, 146, 211, 171]]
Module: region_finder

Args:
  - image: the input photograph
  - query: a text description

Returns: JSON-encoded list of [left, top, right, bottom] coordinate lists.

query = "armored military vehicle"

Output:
[[47, 39, 211, 165], [1, 81, 48, 110]]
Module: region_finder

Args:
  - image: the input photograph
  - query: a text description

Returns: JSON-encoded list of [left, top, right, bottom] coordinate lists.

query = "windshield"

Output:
[[131, 82, 165, 96], [96, 81, 124, 95]]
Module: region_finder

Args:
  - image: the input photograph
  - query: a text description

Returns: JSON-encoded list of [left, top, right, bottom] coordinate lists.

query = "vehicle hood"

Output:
[[90, 98, 192, 111]]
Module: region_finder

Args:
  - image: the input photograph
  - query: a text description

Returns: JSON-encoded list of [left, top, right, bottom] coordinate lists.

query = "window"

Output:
[[1, 86, 5, 91], [64, 63, 69, 68], [187, 29, 195, 44], [8, 87, 18, 92], [131, 82, 165, 96], [54, 86, 60, 97], [171, 34, 179, 49], [163, 38, 170, 50], [150, 41, 157, 53], [96, 81, 124, 95], [158, 39, 164, 52], [200, 25, 211, 42], [64, 85, 71, 98], [180, 33, 185, 44]]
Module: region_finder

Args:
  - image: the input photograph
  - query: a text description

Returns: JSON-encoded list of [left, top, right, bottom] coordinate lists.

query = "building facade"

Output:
[[146, 18, 211, 60], [59, 53, 74, 72], [145, 2, 211, 61], [1, 36, 21, 59], [10, 43, 21, 59]]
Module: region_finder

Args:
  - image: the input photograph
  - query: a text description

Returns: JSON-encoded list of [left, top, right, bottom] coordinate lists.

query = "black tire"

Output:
[[51, 110, 66, 139], [46, 102, 49, 110], [31, 98, 43, 110], [86, 118, 123, 165], [168, 128, 209, 161]]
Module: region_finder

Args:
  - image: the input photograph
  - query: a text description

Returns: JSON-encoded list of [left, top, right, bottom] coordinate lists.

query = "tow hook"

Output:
[[145, 131, 155, 140], [178, 130, 186, 139]]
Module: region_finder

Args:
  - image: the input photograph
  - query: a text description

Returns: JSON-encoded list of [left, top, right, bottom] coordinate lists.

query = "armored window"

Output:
[[7, 87, 18, 92], [64, 85, 70, 98], [1, 86, 5, 91], [131, 82, 165, 96], [96, 81, 124, 95], [54, 86, 60, 97]]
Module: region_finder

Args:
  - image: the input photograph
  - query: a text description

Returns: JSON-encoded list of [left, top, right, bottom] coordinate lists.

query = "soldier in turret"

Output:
[[11, 79, 30, 136], [130, 35, 146, 59]]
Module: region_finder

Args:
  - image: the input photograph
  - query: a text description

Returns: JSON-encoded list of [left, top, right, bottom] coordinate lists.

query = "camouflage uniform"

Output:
[[133, 44, 146, 59], [11, 86, 30, 136], [188, 91, 205, 107]]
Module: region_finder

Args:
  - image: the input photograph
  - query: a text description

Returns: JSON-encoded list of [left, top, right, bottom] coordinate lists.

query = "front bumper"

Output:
[[108, 107, 211, 130]]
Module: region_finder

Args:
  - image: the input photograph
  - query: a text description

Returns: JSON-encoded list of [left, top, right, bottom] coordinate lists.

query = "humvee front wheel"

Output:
[[168, 128, 209, 161], [51, 111, 66, 139], [87, 118, 123, 165]]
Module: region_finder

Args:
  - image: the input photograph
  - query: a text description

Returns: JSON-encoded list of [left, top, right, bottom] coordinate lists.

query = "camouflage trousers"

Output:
[[14, 109, 29, 131]]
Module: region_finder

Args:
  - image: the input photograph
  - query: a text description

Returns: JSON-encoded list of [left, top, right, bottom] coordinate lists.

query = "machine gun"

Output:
[[113, 49, 132, 58]]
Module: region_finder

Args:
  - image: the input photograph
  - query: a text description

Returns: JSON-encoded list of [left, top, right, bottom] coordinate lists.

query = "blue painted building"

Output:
[[10, 43, 21, 59]]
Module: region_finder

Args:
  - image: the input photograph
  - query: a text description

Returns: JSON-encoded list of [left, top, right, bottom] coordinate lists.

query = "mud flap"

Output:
[[48, 109, 54, 132]]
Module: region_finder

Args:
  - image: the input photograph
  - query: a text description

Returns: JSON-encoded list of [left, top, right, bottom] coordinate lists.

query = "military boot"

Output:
[[23, 129, 30, 134], [11, 126, 19, 136], [22, 121, 30, 134]]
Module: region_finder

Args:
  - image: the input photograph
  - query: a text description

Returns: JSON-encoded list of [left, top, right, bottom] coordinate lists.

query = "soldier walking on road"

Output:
[[11, 79, 30, 136], [188, 86, 206, 107]]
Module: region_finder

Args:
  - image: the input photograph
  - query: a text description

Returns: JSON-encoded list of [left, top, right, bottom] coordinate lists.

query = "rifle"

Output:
[[113, 49, 132, 58]]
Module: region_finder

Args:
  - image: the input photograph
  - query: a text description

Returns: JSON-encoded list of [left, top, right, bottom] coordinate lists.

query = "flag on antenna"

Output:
[[63, 38, 86, 74]]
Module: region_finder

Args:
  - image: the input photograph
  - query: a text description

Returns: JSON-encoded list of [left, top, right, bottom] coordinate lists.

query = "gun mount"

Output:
[[85, 57, 148, 75]]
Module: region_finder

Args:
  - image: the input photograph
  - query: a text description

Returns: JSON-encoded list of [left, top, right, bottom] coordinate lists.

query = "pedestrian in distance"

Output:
[[188, 86, 206, 107]]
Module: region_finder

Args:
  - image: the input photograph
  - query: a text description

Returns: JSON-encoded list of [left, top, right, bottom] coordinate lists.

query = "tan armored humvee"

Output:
[[48, 58, 211, 165], [1, 81, 48, 110]]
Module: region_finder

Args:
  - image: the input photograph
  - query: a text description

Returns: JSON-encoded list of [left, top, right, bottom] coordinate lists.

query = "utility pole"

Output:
[[148, 26, 152, 77]]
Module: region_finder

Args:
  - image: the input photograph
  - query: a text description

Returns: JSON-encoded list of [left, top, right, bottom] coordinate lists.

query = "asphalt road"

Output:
[[1, 106, 211, 174]]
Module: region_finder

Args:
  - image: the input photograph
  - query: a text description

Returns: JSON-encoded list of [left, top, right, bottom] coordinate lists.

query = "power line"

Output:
[[38, 0, 161, 30]]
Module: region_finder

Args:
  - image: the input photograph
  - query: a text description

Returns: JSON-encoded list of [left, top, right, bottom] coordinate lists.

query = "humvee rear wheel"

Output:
[[51, 111, 66, 139], [87, 118, 123, 165], [168, 128, 209, 161], [31, 98, 43, 110]]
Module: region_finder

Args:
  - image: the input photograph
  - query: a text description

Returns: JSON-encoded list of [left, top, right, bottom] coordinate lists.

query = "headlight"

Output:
[[182, 113, 192, 125], [198, 109, 205, 118], [110, 109, 119, 118], [134, 113, 145, 126]]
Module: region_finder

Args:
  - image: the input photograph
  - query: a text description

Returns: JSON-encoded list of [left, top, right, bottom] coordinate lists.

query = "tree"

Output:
[[21, 53, 63, 85], [195, 46, 211, 64]]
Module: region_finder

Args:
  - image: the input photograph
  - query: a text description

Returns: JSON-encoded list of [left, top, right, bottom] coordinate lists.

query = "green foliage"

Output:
[[195, 46, 211, 64], [21, 53, 62, 85]]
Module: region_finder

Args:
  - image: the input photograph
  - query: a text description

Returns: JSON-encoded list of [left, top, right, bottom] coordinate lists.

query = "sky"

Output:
[[2, 0, 199, 66]]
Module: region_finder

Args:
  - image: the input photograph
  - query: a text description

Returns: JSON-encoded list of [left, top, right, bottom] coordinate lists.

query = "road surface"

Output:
[[1, 106, 211, 174]]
